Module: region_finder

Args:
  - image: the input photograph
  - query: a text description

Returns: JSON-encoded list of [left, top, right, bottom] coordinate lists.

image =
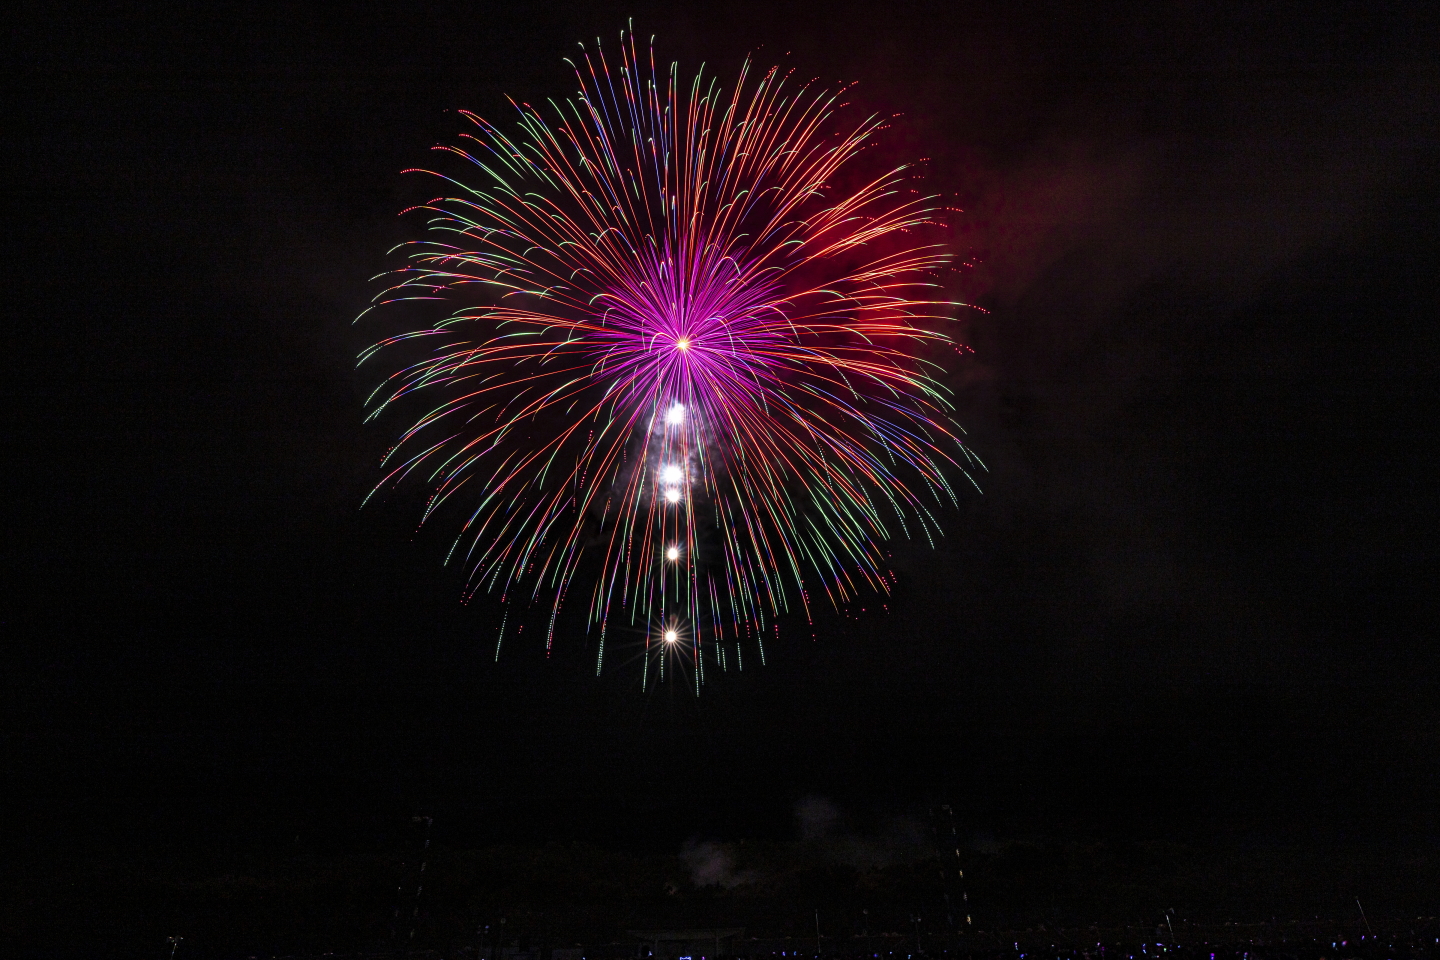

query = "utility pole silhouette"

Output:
[[408, 816, 434, 943], [391, 816, 435, 946], [930, 804, 971, 945]]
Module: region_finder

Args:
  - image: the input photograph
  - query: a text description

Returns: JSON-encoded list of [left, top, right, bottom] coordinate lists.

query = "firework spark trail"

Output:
[[361, 30, 983, 684]]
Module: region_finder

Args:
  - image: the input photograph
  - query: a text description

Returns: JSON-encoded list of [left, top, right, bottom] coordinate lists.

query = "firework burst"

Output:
[[360, 31, 981, 688]]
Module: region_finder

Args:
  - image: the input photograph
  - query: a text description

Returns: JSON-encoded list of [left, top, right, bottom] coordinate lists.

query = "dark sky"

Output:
[[6, 0, 1439, 863]]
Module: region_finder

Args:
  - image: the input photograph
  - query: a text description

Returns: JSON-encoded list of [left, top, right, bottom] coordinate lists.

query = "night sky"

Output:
[[6, 0, 1440, 894]]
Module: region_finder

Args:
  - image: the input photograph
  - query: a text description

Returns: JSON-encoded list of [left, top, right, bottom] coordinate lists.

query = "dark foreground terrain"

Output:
[[5, 839, 1437, 960], [15, 927, 1440, 960]]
